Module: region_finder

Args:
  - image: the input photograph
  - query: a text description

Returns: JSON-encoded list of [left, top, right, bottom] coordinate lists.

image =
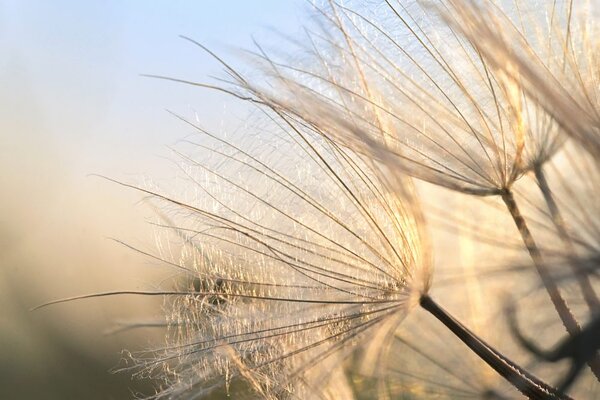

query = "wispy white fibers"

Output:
[[445, 0, 600, 160], [113, 1, 589, 397], [35, 1, 600, 398], [126, 107, 432, 398], [238, 0, 569, 196]]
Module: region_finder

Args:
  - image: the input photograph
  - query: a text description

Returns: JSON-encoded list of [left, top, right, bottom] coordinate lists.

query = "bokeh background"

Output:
[[0, 1, 302, 398]]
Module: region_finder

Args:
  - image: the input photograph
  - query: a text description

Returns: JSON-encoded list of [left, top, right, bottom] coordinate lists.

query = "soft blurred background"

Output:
[[0, 1, 301, 398]]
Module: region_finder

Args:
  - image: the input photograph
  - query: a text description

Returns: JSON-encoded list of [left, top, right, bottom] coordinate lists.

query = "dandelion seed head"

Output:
[[231, 0, 580, 196], [447, 0, 600, 160], [115, 1, 600, 397], [132, 106, 432, 398]]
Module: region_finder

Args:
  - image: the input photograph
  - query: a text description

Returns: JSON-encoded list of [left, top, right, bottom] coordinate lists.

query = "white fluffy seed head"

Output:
[[135, 106, 432, 398], [127, 1, 600, 397], [446, 0, 600, 160], [236, 0, 580, 196]]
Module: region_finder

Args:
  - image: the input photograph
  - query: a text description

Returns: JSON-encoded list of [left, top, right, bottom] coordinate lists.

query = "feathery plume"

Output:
[[446, 0, 600, 159], [33, 1, 600, 398], [240, 0, 569, 196], [123, 112, 433, 398]]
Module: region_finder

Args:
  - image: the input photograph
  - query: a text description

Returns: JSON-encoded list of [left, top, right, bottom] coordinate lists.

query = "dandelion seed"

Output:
[[129, 111, 434, 398], [222, 1, 600, 382], [33, 1, 600, 398], [37, 107, 570, 398], [443, 0, 600, 379], [111, 106, 567, 397], [209, 0, 590, 351], [447, 0, 600, 159], [243, 0, 569, 197]]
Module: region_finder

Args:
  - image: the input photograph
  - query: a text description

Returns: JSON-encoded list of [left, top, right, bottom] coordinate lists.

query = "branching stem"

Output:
[[534, 164, 600, 312], [420, 295, 570, 399], [501, 188, 600, 381]]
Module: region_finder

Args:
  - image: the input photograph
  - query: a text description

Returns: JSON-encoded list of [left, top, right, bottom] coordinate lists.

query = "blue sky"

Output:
[[1, 1, 304, 179], [0, 1, 305, 355]]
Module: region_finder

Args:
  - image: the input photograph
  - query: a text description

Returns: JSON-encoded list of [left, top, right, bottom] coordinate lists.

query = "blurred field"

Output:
[[0, 1, 301, 398]]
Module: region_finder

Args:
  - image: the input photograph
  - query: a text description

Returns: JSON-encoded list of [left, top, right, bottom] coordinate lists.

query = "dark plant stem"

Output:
[[420, 295, 570, 399], [534, 164, 600, 312], [502, 189, 600, 381]]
